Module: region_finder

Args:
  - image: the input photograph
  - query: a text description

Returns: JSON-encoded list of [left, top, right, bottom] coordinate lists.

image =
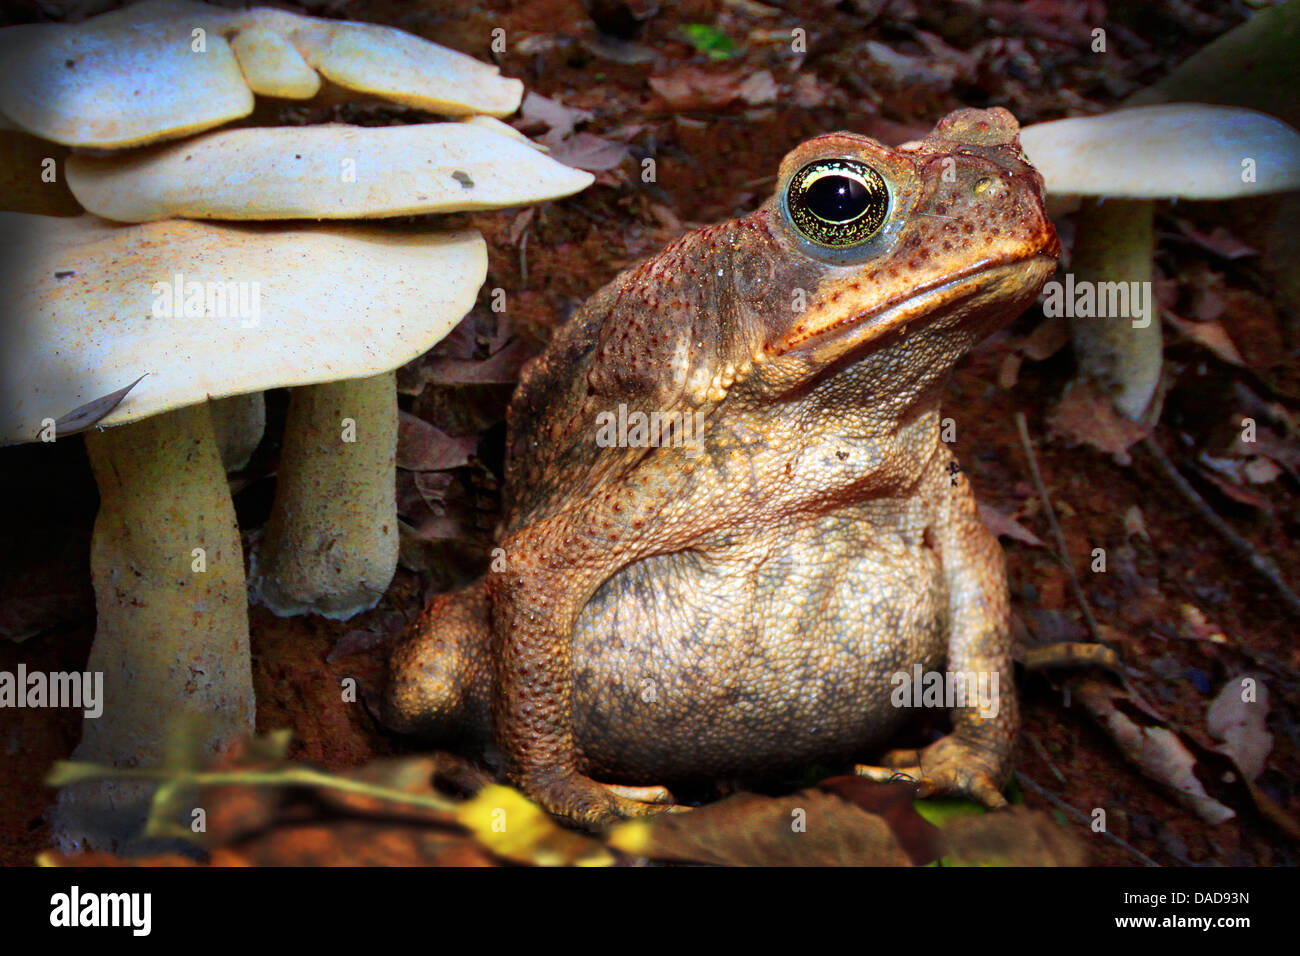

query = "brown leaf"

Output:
[[737, 70, 779, 105], [1047, 378, 1150, 461], [1017, 314, 1070, 361], [978, 503, 1045, 547], [815, 776, 941, 865], [52, 373, 146, 436], [1195, 466, 1274, 510], [1164, 311, 1245, 365], [1072, 677, 1236, 824], [423, 338, 532, 385], [548, 132, 630, 172], [608, 790, 913, 866], [648, 68, 748, 110], [519, 92, 594, 147], [1174, 219, 1258, 260], [939, 807, 1088, 865], [1206, 675, 1273, 780], [396, 412, 476, 471]]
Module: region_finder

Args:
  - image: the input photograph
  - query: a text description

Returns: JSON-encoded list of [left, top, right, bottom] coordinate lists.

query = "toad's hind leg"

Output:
[[383, 579, 494, 747]]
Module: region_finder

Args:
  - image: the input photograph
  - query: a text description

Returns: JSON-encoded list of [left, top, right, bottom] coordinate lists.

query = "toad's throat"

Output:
[[771, 253, 1057, 358]]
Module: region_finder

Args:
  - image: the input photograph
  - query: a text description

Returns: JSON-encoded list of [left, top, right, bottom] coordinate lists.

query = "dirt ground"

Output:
[[1, 0, 1297, 866]]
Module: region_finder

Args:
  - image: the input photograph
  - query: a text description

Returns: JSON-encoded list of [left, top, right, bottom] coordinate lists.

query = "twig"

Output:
[[1023, 732, 1067, 785], [1014, 772, 1160, 867], [1013, 412, 1105, 645], [1141, 434, 1300, 619], [47, 762, 458, 815]]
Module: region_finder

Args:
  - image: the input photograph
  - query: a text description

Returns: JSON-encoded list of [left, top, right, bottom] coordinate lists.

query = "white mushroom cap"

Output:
[[1020, 103, 1300, 199], [228, 25, 321, 100], [0, 0, 524, 149], [0, 213, 486, 444], [0, 2, 253, 150], [65, 122, 592, 222]]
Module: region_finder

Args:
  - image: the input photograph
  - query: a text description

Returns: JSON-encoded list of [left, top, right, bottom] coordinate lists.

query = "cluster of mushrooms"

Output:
[[0, 0, 591, 848]]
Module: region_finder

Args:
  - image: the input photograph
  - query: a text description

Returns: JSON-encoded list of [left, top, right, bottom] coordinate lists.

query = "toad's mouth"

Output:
[[771, 252, 1058, 359]]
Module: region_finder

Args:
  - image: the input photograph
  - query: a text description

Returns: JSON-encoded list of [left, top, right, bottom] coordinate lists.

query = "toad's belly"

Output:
[[570, 511, 949, 782]]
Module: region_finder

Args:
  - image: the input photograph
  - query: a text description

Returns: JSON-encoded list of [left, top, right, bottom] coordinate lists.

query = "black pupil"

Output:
[[805, 174, 868, 223]]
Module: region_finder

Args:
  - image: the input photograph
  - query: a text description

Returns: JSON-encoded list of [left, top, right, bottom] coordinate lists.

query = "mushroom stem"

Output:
[[1068, 198, 1160, 421], [210, 391, 266, 472], [54, 402, 254, 850], [252, 371, 398, 619]]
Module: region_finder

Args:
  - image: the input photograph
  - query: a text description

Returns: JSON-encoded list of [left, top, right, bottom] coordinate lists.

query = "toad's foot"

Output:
[[522, 771, 686, 829], [854, 733, 1009, 809]]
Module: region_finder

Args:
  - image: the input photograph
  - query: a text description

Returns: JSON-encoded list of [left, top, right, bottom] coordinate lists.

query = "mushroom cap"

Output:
[[1020, 103, 1300, 199], [0, 3, 253, 150], [0, 213, 486, 444], [0, 0, 524, 149], [66, 122, 592, 222]]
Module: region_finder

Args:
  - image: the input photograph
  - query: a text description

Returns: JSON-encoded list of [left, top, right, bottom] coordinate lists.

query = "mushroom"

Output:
[[64, 122, 591, 222], [3, 0, 596, 618], [1019, 104, 1300, 422], [0, 0, 522, 149], [59, 120, 593, 617], [0, 212, 486, 847]]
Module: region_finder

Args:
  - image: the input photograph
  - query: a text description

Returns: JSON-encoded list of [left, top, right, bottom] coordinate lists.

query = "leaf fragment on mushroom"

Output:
[[52, 373, 147, 436], [65, 123, 593, 221]]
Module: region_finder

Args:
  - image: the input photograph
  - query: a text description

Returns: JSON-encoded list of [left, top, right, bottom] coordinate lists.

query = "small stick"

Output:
[[1015, 772, 1161, 867], [1013, 412, 1105, 645], [1141, 434, 1300, 619], [1022, 732, 1067, 785]]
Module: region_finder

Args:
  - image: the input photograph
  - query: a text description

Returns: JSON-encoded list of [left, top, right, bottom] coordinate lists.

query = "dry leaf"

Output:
[[978, 503, 1045, 547], [548, 132, 630, 171], [1206, 675, 1272, 781], [1164, 311, 1245, 365], [608, 790, 913, 866], [52, 374, 147, 436], [1072, 677, 1235, 824], [396, 412, 476, 471], [455, 785, 613, 866]]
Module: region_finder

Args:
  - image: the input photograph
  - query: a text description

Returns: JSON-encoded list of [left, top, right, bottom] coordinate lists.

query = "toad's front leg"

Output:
[[856, 453, 1017, 806], [488, 505, 688, 828]]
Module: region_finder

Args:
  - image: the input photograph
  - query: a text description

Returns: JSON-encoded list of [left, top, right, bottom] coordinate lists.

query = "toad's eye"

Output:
[[786, 159, 889, 248]]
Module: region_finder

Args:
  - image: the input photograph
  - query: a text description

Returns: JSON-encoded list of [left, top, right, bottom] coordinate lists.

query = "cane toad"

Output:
[[385, 108, 1059, 827]]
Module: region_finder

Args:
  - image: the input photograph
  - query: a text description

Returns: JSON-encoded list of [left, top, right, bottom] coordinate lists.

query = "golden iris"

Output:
[[787, 159, 889, 247]]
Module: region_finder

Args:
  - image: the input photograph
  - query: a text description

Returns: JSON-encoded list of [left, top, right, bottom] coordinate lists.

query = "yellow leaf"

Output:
[[454, 785, 613, 867]]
